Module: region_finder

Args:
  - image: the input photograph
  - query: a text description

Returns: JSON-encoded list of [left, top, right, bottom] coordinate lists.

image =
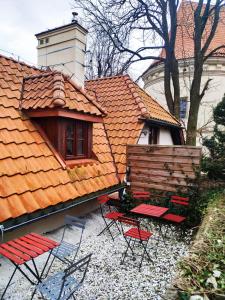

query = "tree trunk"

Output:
[[186, 92, 201, 145], [164, 61, 174, 114], [186, 58, 203, 145], [171, 58, 180, 119]]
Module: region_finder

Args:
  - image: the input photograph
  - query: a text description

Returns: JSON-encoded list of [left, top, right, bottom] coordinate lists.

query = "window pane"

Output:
[[77, 124, 84, 139], [66, 122, 74, 156], [180, 97, 187, 119], [66, 139, 73, 156], [77, 140, 84, 155], [76, 122, 86, 156], [66, 123, 74, 138]]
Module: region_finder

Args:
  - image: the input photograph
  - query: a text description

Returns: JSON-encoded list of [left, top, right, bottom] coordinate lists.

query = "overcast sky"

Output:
[[0, 0, 74, 65], [0, 0, 147, 79]]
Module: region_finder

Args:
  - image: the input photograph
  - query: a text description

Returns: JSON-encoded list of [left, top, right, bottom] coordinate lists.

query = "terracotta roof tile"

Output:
[[173, 1, 225, 60], [86, 75, 179, 177], [21, 72, 104, 117], [0, 54, 119, 223]]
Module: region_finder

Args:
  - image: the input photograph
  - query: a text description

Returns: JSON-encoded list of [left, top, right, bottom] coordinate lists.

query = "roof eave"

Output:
[[140, 117, 182, 128], [2, 183, 125, 232]]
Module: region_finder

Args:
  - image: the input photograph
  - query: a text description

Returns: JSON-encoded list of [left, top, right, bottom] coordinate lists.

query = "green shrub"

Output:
[[202, 94, 225, 180]]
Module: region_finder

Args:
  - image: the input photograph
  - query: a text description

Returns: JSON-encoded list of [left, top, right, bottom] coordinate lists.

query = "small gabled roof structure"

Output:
[[21, 72, 105, 117], [85, 75, 181, 179], [0, 54, 120, 227]]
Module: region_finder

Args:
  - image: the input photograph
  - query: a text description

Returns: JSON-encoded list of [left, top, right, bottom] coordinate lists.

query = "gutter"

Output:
[[3, 183, 125, 232], [140, 117, 183, 129]]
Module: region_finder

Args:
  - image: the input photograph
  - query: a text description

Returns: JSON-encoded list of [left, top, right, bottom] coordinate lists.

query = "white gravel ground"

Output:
[[0, 210, 192, 300]]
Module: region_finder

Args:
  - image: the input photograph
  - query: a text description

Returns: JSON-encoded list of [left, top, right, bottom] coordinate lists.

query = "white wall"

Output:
[[138, 124, 173, 145], [36, 23, 87, 87], [143, 57, 225, 145], [159, 128, 173, 145]]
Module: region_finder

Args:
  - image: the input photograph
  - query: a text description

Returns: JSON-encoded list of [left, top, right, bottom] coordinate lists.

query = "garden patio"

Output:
[[0, 209, 192, 300]]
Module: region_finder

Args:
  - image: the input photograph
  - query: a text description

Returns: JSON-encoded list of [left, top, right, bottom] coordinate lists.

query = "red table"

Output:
[[0, 232, 59, 299], [130, 204, 169, 217], [130, 204, 169, 244]]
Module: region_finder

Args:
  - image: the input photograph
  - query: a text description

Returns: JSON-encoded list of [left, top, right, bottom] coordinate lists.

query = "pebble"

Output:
[[0, 212, 193, 300]]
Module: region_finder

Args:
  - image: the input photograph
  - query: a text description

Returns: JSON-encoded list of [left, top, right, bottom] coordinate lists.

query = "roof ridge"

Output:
[[0, 53, 42, 71], [23, 71, 55, 81], [124, 75, 149, 117], [85, 74, 129, 82], [51, 73, 66, 107], [66, 76, 107, 116]]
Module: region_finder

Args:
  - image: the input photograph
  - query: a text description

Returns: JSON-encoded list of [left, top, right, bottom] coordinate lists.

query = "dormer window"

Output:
[[21, 72, 104, 165], [65, 119, 88, 159]]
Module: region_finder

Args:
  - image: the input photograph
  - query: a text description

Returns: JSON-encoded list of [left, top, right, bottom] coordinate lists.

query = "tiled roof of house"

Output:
[[85, 75, 180, 179], [0, 54, 119, 224], [21, 72, 105, 116]]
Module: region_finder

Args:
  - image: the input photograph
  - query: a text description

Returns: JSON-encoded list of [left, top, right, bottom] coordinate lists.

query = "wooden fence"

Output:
[[127, 145, 202, 193]]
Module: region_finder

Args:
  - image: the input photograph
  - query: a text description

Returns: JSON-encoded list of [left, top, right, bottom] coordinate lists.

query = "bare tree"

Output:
[[85, 27, 131, 79], [75, 0, 225, 145]]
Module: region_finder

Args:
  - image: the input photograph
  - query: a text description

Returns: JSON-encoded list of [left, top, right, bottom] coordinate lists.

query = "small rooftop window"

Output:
[[180, 97, 188, 119]]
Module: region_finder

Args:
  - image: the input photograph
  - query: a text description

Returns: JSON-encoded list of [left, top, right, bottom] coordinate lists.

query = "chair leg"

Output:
[[43, 255, 56, 279], [97, 218, 115, 241], [121, 238, 133, 265], [139, 240, 154, 270], [1, 266, 18, 300], [30, 286, 37, 300]]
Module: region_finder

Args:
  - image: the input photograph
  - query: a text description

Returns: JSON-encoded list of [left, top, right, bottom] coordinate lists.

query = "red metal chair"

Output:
[[117, 216, 154, 270], [132, 191, 151, 201], [97, 195, 124, 241], [161, 195, 190, 236]]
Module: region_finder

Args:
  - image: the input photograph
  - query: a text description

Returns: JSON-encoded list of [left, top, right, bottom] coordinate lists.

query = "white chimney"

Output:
[[35, 13, 88, 86]]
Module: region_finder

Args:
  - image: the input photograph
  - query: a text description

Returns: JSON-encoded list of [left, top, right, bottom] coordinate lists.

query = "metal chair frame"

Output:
[[118, 216, 154, 271], [97, 195, 124, 241], [45, 215, 86, 277], [32, 253, 92, 300], [161, 195, 190, 238]]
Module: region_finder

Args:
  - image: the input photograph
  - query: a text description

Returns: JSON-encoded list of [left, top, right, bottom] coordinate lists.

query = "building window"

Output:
[[149, 126, 159, 144], [40, 39, 44, 45], [65, 119, 88, 159], [45, 38, 49, 43], [35, 117, 92, 161], [180, 97, 188, 119]]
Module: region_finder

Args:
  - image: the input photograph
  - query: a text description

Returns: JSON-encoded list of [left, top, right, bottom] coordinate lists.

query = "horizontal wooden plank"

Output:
[[127, 145, 201, 149], [128, 161, 196, 172], [130, 181, 177, 192], [127, 146, 201, 157], [129, 175, 189, 187], [130, 168, 196, 179], [127, 154, 200, 165]]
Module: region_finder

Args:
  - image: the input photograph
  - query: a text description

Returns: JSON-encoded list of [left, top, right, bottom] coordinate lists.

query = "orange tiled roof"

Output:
[[85, 75, 180, 179], [174, 1, 225, 60], [21, 72, 104, 116], [0, 54, 119, 224]]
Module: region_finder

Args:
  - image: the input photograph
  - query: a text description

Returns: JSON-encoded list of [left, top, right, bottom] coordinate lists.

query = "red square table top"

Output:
[[130, 204, 169, 218], [0, 232, 59, 265]]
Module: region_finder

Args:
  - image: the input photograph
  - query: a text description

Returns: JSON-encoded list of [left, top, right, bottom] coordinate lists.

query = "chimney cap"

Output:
[[72, 12, 78, 23]]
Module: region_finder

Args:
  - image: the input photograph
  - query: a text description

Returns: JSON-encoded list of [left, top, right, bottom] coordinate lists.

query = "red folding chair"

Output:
[[97, 195, 124, 241], [117, 216, 154, 270], [132, 191, 151, 202], [161, 195, 190, 237]]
